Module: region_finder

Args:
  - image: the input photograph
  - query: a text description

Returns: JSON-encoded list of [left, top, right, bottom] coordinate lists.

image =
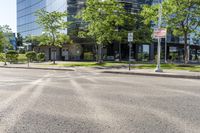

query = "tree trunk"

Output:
[[51, 46, 56, 64], [184, 32, 189, 64], [94, 44, 98, 62], [119, 41, 122, 61], [52, 33, 56, 64], [53, 47, 56, 64], [98, 45, 103, 64]]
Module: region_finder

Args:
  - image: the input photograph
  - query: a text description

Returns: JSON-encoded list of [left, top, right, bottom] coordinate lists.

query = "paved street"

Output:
[[0, 68, 200, 133]]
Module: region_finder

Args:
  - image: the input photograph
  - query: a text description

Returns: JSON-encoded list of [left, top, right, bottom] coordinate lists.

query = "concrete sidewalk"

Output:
[[102, 69, 200, 79], [0, 62, 200, 79], [0, 62, 75, 71]]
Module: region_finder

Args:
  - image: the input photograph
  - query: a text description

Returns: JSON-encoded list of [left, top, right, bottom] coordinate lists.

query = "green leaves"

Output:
[[141, 4, 159, 25], [0, 25, 13, 52], [35, 9, 70, 46], [56, 33, 73, 45], [77, 0, 128, 45], [141, 0, 200, 36], [141, 0, 200, 63]]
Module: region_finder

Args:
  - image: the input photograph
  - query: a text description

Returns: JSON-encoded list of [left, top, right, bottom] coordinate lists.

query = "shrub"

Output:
[[169, 53, 178, 63], [138, 53, 149, 61], [0, 53, 5, 62], [26, 51, 37, 62], [18, 54, 27, 63], [84, 52, 94, 60], [6, 50, 19, 64], [37, 53, 45, 62]]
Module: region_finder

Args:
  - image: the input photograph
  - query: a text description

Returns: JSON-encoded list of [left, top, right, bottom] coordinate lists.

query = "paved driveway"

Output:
[[0, 68, 199, 133]]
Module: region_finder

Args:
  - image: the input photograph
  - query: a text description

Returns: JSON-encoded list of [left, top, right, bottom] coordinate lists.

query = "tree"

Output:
[[37, 53, 45, 62], [24, 35, 41, 50], [56, 33, 73, 45], [35, 9, 70, 64], [0, 31, 4, 52], [0, 25, 12, 52], [6, 50, 18, 64], [133, 14, 153, 45], [26, 51, 37, 62], [77, 0, 130, 63], [141, 0, 200, 64]]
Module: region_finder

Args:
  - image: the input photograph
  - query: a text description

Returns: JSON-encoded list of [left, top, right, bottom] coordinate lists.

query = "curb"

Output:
[[0, 66, 75, 71], [102, 71, 200, 80]]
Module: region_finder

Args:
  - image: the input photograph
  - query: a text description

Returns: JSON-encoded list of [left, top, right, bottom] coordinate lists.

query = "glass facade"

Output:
[[17, 0, 68, 37], [67, 0, 85, 32], [17, 0, 46, 37], [17, 0, 154, 37]]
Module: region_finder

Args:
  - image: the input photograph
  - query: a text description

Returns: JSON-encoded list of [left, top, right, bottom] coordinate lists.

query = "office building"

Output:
[[17, 0, 86, 61], [17, 0, 200, 62], [17, 0, 85, 37]]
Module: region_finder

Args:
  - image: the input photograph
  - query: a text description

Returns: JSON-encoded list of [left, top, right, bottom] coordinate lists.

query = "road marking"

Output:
[[69, 80, 115, 124], [0, 77, 51, 132], [0, 78, 43, 111]]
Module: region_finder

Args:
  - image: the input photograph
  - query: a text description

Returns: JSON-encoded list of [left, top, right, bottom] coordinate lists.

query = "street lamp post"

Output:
[[155, 0, 163, 72]]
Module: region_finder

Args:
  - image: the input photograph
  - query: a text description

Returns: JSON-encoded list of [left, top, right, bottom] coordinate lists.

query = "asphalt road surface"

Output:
[[0, 68, 200, 133]]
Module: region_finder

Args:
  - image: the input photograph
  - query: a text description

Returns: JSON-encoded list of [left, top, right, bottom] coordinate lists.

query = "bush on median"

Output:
[[26, 51, 37, 62], [6, 50, 19, 64], [0, 53, 5, 62], [37, 53, 45, 62]]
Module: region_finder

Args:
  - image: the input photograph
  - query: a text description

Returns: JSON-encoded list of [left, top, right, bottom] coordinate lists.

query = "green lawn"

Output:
[[132, 64, 200, 72], [49, 61, 129, 67], [47, 62, 200, 72]]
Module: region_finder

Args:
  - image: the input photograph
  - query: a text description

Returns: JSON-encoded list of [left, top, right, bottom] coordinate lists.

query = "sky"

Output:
[[0, 0, 16, 32]]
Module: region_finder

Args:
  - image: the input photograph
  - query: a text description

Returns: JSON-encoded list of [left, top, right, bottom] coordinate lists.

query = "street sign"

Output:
[[153, 28, 167, 39], [128, 32, 133, 42]]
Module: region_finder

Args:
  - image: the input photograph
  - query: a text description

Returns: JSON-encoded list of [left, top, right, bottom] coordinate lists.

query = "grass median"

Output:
[[47, 61, 129, 67], [47, 62, 200, 72], [132, 64, 200, 72]]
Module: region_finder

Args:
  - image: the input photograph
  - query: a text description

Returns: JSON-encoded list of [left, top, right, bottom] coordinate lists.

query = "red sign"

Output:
[[153, 28, 167, 38]]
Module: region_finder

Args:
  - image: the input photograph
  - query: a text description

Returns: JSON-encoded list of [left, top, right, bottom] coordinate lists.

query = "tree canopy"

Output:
[[77, 0, 130, 46], [141, 0, 200, 63], [77, 0, 136, 62], [0, 25, 13, 52], [35, 9, 70, 47]]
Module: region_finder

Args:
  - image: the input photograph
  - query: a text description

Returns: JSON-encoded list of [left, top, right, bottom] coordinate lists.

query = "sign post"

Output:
[[153, 28, 167, 72], [128, 32, 133, 71], [153, 1, 165, 72]]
